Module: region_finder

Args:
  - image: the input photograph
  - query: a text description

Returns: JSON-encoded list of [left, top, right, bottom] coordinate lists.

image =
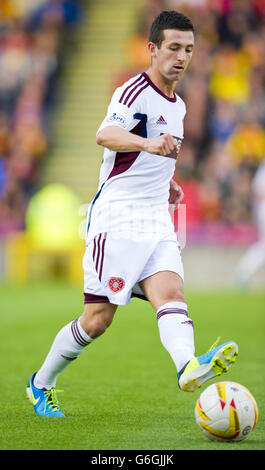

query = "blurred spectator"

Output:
[[27, 0, 81, 30], [0, 0, 82, 235], [226, 117, 265, 167], [0, 157, 8, 196], [209, 43, 251, 105], [209, 99, 238, 143]]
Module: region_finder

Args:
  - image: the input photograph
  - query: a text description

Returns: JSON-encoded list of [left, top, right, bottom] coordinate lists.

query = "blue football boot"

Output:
[[26, 373, 65, 417]]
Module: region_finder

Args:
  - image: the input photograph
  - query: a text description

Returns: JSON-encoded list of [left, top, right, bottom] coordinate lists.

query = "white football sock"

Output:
[[34, 317, 93, 389], [157, 301, 195, 372]]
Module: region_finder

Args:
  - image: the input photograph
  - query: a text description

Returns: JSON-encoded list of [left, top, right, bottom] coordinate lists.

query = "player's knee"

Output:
[[88, 315, 110, 338], [80, 307, 114, 338], [162, 287, 186, 305]]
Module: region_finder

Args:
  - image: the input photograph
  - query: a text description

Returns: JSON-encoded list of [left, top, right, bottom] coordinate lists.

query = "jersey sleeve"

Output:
[[96, 86, 140, 135]]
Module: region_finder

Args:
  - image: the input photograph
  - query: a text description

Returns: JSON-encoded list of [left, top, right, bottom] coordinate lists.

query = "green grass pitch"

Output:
[[0, 281, 264, 450]]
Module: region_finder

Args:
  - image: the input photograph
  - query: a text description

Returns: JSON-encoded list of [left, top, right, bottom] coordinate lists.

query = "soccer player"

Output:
[[27, 10, 238, 417]]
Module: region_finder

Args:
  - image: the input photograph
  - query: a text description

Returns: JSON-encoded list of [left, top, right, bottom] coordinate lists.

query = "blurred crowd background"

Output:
[[0, 0, 82, 235], [0, 0, 264, 246]]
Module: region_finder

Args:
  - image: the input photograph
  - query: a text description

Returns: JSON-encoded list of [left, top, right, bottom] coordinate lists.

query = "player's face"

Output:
[[149, 29, 194, 82]]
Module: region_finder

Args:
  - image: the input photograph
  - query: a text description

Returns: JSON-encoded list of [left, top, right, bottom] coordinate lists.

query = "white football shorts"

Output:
[[83, 231, 184, 306]]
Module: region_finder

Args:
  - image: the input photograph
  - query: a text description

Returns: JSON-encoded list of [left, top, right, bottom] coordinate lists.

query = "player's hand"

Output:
[[169, 179, 184, 210], [144, 134, 178, 156]]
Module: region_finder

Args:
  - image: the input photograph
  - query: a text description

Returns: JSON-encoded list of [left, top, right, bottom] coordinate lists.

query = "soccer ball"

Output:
[[195, 381, 258, 442]]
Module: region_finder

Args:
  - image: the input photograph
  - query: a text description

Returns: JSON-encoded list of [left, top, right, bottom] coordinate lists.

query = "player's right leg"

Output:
[[139, 235, 238, 392], [27, 302, 117, 417]]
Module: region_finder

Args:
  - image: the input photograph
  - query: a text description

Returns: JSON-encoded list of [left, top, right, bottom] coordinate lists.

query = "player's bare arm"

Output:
[[96, 125, 178, 156]]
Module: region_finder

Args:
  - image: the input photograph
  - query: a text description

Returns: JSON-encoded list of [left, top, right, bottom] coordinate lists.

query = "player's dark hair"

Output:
[[149, 10, 194, 48]]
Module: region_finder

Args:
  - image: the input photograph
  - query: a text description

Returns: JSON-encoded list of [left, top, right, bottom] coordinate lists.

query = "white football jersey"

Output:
[[86, 72, 186, 240]]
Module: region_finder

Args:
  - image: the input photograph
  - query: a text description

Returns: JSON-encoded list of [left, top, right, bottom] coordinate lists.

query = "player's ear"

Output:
[[147, 42, 157, 59]]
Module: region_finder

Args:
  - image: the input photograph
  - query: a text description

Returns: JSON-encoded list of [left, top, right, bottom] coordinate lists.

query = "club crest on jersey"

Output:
[[108, 277, 125, 293]]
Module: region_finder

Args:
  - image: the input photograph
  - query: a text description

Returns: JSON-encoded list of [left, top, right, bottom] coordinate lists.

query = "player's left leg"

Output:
[[140, 270, 238, 392], [33, 302, 117, 390], [27, 302, 117, 417]]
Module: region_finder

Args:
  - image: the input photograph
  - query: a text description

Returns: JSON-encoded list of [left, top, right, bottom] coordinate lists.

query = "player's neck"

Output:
[[145, 68, 177, 99]]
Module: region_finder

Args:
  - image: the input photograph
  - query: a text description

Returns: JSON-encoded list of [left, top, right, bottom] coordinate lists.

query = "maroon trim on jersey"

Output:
[[84, 293, 109, 304], [142, 72, 177, 102], [107, 120, 143, 180], [107, 150, 140, 180], [127, 82, 149, 108], [119, 75, 143, 104], [123, 76, 147, 105]]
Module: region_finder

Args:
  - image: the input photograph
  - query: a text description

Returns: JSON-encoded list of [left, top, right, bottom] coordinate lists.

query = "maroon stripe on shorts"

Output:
[[84, 293, 109, 303], [95, 233, 102, 272], [98, 233, 107, 281]]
